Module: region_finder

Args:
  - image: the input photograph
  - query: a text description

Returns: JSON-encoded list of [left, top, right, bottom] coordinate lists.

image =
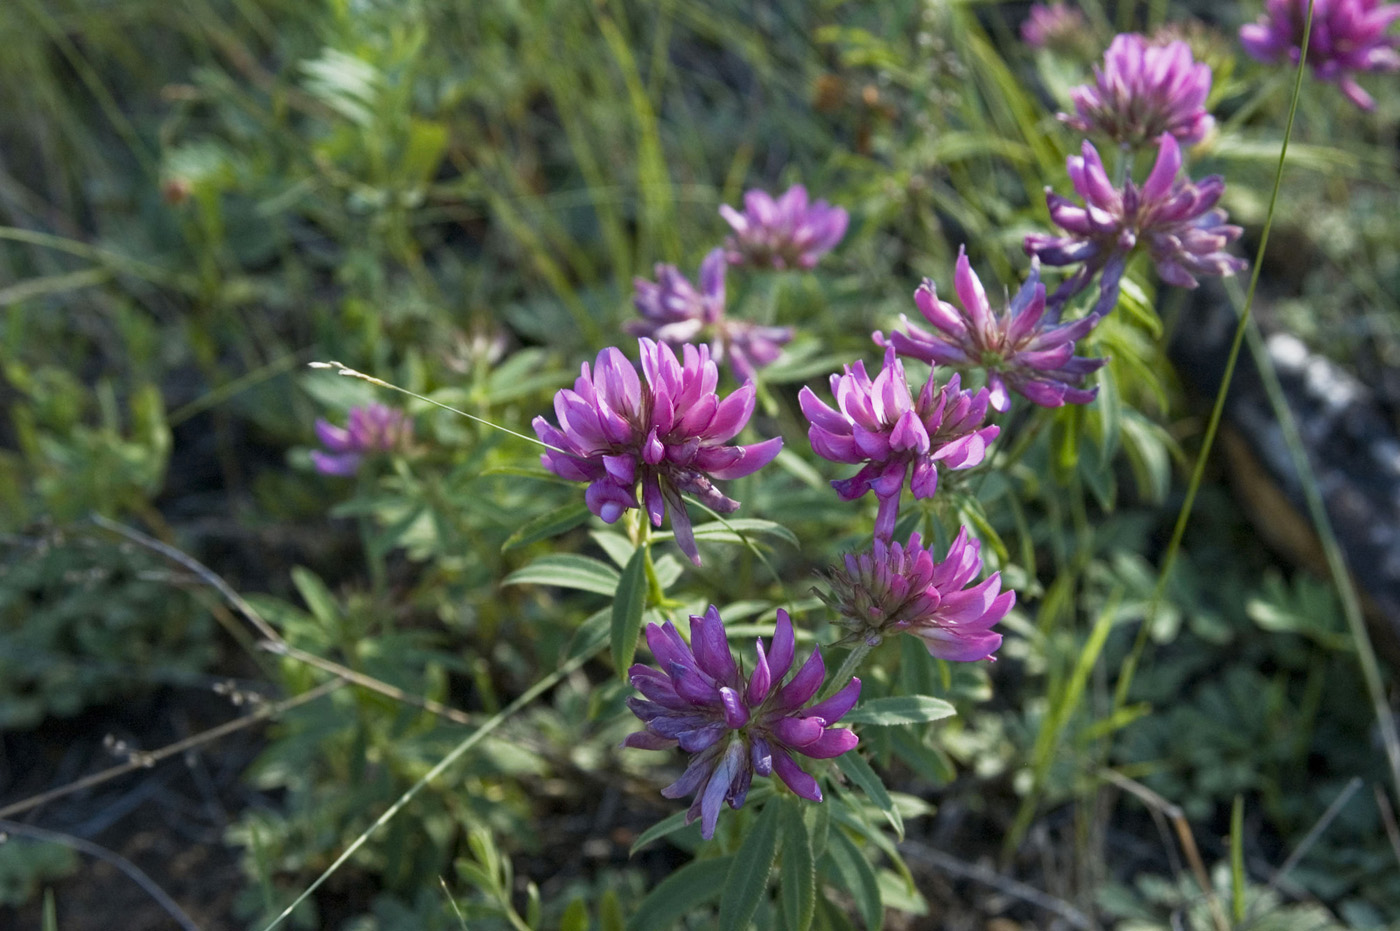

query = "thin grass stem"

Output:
[[1229, 291, 1400, 798], [1114, 0, 1318, 712], [257, 642, 604, 931]]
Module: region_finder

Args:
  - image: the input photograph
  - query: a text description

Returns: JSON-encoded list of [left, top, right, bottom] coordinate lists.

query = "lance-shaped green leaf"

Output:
[[689, 518, 798, 549], [836, 753, 903, 840], [824, 829, 882, 930], [719, 801, 780, 929], [842, 695, 956, 726], [626, 855, 732, 931], [502, 554, 619, 595], [502, 500, 593, 551], [779, 798, 816, 931], [629, 809, 693, 857], [611, 545, 649, 675]]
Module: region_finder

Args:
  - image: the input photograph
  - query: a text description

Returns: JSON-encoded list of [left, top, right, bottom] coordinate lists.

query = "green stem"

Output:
[[1235, 295, 1400, 801], [1114, 0, 1317, 712]]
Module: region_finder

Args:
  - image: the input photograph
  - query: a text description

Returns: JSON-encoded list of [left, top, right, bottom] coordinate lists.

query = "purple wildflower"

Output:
[[876, 246, 1105, 413], [1022, 3, 1094, 54], [1024, 134, 1246, 313], [719, 185, 849, 270], [624, 606, 861, 839], [531, 339, 782, 565], [311, 404, 412, 476], [1240, 0, 1400, 110], [799, 346, 999, 541], [818, 529, 1014, 661], [628, 248, 793, 382], [1062, 33, 1215, 149]]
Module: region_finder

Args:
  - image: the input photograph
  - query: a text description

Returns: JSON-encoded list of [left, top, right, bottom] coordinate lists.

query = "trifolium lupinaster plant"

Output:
[[536, 21, 1252, 847], [293, 6, 1386, 922]]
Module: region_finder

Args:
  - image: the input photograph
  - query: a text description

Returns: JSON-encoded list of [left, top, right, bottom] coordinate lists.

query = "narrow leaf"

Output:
[[502, 500, 592, 551], [626, 855, 732, 931], [502, 554, 619, 595], [843, 696, 956, 726], [779, 797, 816, 931], [560, 898, 589, 931], [612, 545, 650, 676], [599, 888, 625, 931], [290, 567, 338, 626], [567, 608, 611, 663], [835, 753, 903, 840], [629, 809, 694, 857], [824, 830, 882, 931], [690, 518, 799, 549], [719, 801, 780, 930]]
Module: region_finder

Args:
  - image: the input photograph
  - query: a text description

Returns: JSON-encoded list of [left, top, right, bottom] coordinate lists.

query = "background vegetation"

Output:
[[1, 0, 1398, 928]]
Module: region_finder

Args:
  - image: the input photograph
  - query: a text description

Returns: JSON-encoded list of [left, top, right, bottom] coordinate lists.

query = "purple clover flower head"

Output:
[[1024, 134, 1246, 312], [1240, 0, 1400, 110], [532, 339, 782, 565], [719, 185, 849, 270], [624, 606, 861, 839], [1061, 33, 1215, 149], [628, 248, 793, 382], [818, 529, 1014, 661], [799, 346, 999, 541], [876, 246, 1105, 414], [1022, 3, 1093, 54], [311, 404, 412, 476]]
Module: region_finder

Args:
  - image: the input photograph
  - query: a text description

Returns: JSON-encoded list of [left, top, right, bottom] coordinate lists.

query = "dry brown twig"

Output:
[[1098, 767, 1231, 931]]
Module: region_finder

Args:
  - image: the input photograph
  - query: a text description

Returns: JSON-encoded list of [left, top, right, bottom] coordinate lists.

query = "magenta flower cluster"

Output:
[[625, 607, 860, 839], [800, 347, 1000, 541], [819, 530, 1015, 662], [629, 185, 846, 382], [879, 247, 1105, 413], [532, 339, 781, 565], [312, 404, 412, 476], [1022, 31, 1245, 316], [1061, 33, 1214, 149], [720, 185, 849, 271], [1026, 135, 1246, 312], [1021, 3, 1092, 54], [1241, 0, 1400, 110], [628, 248, 793, 383]]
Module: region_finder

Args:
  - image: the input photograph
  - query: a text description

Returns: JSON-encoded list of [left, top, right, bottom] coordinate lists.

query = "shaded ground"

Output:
[[2, 686, 263, 930]]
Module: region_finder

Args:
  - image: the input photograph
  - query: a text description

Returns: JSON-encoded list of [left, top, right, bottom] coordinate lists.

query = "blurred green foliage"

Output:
[[0, 531, 215, 728], [1, 0, 1399, 928]]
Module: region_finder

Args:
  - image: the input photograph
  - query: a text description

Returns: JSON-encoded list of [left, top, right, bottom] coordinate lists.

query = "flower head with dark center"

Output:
[[720, 185, 849, 270], [1024, 134, 1246, 313], [876, 246, 1105, 413], [532, 339, 782, 564], [799, 346, 998, 541], [1062, 33, 1215, 149], [312, 404, 412, 476], [628, 248, 793, 382], [1240, 0, 1400, 110], [624, 606, 861, 839], [818, 529, 1014, 661]]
